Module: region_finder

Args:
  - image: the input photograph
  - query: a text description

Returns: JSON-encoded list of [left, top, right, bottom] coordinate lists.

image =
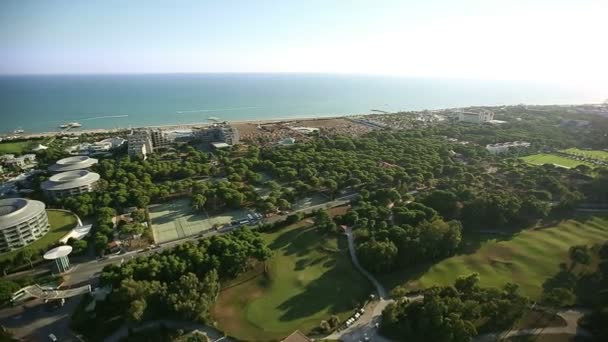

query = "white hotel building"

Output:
[[41, 170, 101, 199], [0, 198, 50, 253]]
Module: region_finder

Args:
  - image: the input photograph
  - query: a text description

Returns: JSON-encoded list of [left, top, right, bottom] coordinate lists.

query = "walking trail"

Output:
[[328, 227, 590, 342]]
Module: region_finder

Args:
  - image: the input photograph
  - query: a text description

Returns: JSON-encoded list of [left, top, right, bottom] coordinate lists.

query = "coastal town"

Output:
[[1, 102, 608, 342]]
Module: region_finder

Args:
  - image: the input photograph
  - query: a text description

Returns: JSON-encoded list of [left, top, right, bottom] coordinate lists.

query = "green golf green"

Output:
[[212, 222, 372, 341], [521, 153, 594, 168], [386, 216, 608, 299], [0, 139, 42, 155]]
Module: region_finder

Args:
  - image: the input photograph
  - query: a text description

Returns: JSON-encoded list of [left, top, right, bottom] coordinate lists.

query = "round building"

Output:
[[41, 170, 101, 199], [48, 156, 98, 173], [0, 198, 50, 253]]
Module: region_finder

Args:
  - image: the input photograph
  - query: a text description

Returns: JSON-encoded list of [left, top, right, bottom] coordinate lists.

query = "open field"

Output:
[[212, 221, 373, 341], [561, 148, 608, 160], [381, 216, 608, 300], [0, 210, 78, 263], [521, 153, 595, 169], [149, 199, 250, 243], [0, 139, 43, 155]]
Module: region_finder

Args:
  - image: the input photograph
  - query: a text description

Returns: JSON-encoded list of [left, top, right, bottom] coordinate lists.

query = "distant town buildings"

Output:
[[127, 130, 154, 159], [0, 198, 50, 253], [1, 154, 36, 170], [150, 128, 175, 150], [193, 124, 240, 146], [457, 110, 495, 124], [486, 141, 531, 154], [67, 137, 126, 155], [41, 170, 101, 199], [48, 156, 98, 173]]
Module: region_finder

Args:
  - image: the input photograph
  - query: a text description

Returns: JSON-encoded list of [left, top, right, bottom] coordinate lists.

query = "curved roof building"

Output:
[[49, 156, 98, 173], [41, 170, 100, 199], [0, 198, 50, 253]]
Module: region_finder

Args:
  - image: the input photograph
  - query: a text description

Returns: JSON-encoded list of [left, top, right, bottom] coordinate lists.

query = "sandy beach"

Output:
[[8, 113, 373, 140]]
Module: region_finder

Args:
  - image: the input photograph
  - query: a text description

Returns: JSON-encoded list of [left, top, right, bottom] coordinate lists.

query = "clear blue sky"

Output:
[[1, 0, 606, 84]]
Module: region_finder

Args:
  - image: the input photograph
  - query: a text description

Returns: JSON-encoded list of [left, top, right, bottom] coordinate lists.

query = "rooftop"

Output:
[[0, 198, 46, 230], [43, 245, 73, 259], [49, 156, 98, 172], [41, 170, 100, 191]]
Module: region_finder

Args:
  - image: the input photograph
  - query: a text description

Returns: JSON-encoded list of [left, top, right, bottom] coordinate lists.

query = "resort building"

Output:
[[193, 124, 240, 145], [128, 130, 154, 159], [43, 245, 73, 273], [41, 170, 101, 199], [1, 154, 37, 170], [48, 156, 98, 173], [457, 110, 495, 124], [0, 198, 50, 253], [150, 129, 175, 150], [486, 141, 531, 155], [67, 137, 126, 155]]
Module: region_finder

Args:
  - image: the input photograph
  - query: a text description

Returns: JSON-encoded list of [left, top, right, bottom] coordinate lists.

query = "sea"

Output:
[[0, 73, 603, 133]]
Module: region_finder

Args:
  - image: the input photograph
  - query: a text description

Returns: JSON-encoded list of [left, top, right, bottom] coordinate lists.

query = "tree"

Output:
[[422, 190, 459, 219], [130, 209, 146, 223], [68, 238, 88, 255], [542, 287, 575, 307], [16, 248, 35, 269], [357, 239, 398, 273], [192, 194, 207, 211], [569, 245, 591, 269], [94, 233, 109, 255], [0, 279, 20, 304], [166, 271, 219, 323], [277, 199, 291, 210]]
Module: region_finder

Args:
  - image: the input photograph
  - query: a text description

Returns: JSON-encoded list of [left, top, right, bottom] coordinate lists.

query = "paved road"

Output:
[[0, 194, 358, 341], [105, 319, 235, 342], [326, 227, 394, 342], [475, 308, 592, 341]]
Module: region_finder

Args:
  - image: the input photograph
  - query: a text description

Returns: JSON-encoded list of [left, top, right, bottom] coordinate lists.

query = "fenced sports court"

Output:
[[149, 199, 249, 243]]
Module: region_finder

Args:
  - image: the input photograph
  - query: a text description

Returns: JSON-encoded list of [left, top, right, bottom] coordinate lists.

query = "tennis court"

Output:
[[149, 199, 250, 243]]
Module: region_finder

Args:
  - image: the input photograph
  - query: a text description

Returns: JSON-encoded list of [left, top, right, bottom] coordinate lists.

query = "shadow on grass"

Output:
[[275, 262, 368, 322]]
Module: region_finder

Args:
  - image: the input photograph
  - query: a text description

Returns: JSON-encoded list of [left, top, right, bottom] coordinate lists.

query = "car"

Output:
[[151, 244, 161, 249], [359, 308, 365, 314], [48, 333, 58, 341]]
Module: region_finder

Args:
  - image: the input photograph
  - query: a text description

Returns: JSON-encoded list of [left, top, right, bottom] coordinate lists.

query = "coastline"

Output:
[[6, 114, 358, 139]]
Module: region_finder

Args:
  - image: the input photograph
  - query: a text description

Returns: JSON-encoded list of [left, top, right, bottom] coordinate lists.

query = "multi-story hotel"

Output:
[[41, 170, 101, 199], [193, 124, 240, 145], [127, 130, 154, 159], [0, 198, 50, 253], [48, 156, 98, 173]]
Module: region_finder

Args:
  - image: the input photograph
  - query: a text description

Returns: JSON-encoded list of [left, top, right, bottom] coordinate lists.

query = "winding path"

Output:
[[475, 309, 591, 341], [327, 227, 589, 342], [326, 227, 394, 341]]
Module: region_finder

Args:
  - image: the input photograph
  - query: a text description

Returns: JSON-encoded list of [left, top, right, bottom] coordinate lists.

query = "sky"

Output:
[[0, 0, 607, 85]]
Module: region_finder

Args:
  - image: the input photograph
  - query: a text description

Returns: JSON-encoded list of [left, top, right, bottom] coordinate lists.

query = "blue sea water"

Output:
[[0, 73, 603, 133]]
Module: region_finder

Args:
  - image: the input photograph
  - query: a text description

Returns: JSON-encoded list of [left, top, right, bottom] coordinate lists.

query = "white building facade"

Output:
[[0, 198, 50, 253], [41, 170, 101, 199]]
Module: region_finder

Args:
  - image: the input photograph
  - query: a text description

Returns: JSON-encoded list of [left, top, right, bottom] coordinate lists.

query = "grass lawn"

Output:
[[380, 216, 608, 300], [212, 221, 373, 341], [520, 153, 595, 169], [0, 210, 78, 263], [0, 139, 43, 155], [561, 148, 608, 161]]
